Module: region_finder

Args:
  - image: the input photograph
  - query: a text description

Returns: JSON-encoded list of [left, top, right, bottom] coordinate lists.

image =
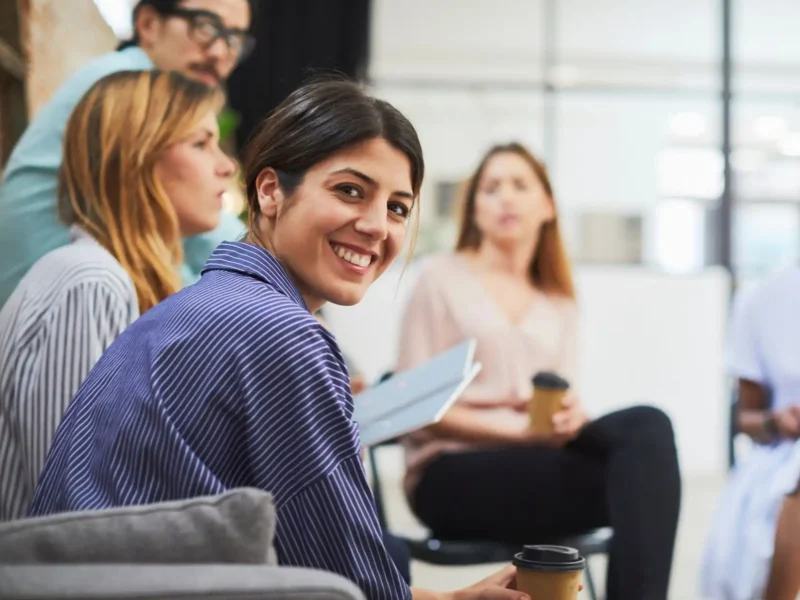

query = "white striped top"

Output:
[[28, 242, 410, 599], [0, 226, 138, 520]]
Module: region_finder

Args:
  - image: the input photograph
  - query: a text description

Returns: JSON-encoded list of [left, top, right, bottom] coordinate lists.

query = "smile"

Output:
[[331, 243, 373, 268]]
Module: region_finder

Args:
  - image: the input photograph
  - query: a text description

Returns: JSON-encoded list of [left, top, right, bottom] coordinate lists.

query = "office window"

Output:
[[651, 199, 706, 273], [734, 204, 800, 282]]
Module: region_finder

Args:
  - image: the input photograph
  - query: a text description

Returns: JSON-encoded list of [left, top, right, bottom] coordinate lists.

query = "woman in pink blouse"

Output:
[[397, 142, 681, 600]]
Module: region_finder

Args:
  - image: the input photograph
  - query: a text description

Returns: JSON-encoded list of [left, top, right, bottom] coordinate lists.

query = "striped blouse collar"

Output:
[[202, 241, 307, 309]]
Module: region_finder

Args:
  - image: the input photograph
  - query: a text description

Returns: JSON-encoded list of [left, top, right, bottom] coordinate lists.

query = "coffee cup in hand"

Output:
[[529, 371, 570, 435], [514, 545, 585, 600]]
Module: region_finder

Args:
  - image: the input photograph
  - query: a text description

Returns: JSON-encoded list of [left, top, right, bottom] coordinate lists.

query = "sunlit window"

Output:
[[656, 147, 723, 200], [735, 204, 800, 282], [93, 0, 134, 40], [652, 199, 706, 273]]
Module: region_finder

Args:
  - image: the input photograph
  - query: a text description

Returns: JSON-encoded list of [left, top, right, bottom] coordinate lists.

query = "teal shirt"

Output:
[[0, 47, 245, 309]]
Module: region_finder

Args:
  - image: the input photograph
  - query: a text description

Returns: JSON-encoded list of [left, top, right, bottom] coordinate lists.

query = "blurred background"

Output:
[[2, 1, 800, 597]]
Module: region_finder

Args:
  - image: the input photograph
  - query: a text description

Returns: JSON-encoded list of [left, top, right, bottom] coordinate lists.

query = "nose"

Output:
[[216, 151, 237, 179], [354, 199, 388, 241], [498, 186, 518, 209], [205, 37, 229, 61], [205, 39, 236, 77]]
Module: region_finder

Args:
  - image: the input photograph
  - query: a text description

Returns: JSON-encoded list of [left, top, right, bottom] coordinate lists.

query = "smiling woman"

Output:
[[26, 78, 528, 600], [241, 82, 423, 310]]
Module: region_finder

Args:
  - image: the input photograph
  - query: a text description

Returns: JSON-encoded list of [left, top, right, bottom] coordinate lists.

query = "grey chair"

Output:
[[0, 489, 364, 600]]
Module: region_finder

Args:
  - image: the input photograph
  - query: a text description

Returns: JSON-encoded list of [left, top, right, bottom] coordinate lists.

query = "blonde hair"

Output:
[[456, 142, 575, 299], [58, 70, 225, 312]]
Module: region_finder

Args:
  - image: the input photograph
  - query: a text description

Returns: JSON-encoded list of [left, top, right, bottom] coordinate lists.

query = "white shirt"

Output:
[[701, 265, 800, 599], [0, 227, 138, 520]]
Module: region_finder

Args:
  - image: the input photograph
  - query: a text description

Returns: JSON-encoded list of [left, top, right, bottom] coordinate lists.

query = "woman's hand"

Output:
[[350, 375, 367, 396], [551, 392, 590, 442], [438, 564, 583, 600], [447, 565, 530, 600], [770, 406, 800, 439], [511, 392, 590, 447]]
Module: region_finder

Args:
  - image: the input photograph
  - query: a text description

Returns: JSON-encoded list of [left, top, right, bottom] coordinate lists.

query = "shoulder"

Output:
[[736, 267, 799, 321], [29, 50, 148, 126], [191, 269, 316, 329], [60, 48, 150, 93], [9, 240, 134, 311], [3, 51, 149, 172], [546, 293, 578, 317], [0, 243, 136, 349], [753, 266, 800, 297], [161, 272, 336, 364], [247, 296, 337, 365], [408, 252, 463, 293], [414, 252, 462, 277]]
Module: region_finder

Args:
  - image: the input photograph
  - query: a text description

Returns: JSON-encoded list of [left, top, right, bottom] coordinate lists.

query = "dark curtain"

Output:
[[226, 0, 372, 151]]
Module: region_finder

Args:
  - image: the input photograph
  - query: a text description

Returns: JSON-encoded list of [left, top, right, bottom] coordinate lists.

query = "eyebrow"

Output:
[[331, 167, 414, 200]]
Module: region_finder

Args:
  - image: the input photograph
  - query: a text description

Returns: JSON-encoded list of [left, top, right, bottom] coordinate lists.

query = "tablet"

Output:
[[354, 340, 481, 446]]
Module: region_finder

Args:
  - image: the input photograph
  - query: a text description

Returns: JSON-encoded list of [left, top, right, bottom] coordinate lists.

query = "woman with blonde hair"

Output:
[[0, 69, 235, 520], [396, 142, 682, 600]]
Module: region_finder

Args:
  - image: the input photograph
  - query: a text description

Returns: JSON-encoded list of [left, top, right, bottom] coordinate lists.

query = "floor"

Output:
[[371, 447, 726, 599]]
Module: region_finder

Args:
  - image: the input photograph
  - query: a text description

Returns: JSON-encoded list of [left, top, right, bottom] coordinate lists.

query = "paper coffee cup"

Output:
[[529, 371, 570, 435], [513, 545, 585, 600]]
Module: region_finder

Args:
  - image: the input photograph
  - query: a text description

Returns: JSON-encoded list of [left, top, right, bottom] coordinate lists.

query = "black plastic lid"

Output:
[[531, 371, 570, 390], [513, 545, 586, 573]]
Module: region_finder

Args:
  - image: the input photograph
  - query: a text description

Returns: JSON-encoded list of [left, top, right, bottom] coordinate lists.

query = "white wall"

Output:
[[325, 262, 731, 477]]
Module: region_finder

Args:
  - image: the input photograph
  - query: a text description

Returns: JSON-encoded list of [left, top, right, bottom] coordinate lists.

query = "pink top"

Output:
[[396, 253, 578, 500]]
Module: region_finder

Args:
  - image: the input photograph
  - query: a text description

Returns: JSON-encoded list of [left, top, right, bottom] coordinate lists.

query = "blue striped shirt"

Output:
[[29, 242, 410, 600]]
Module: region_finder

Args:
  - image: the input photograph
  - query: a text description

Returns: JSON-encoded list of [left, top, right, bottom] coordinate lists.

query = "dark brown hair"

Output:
[[241, 77, 425, 234], [456, 142, 575, 298]]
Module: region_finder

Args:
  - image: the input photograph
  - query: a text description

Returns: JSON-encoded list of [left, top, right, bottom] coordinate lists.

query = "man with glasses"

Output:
[[0, 0, 253, 308]]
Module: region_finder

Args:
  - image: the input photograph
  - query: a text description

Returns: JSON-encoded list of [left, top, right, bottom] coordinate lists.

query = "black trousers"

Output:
[[412, 406, 681, 600]]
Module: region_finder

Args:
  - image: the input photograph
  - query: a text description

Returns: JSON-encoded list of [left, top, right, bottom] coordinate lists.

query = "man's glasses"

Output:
[[161, 7, 255, 62]]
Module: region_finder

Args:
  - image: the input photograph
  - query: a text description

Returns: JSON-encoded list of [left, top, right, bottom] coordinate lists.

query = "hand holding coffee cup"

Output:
[[513, 545, 585, 600], [527, 372, 589, 446], [552, 394, 589, 436], [529, 371, 570, 435]]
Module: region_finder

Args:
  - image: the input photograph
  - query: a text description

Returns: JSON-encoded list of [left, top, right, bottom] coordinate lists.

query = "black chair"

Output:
[[367, 438, 611, 600]]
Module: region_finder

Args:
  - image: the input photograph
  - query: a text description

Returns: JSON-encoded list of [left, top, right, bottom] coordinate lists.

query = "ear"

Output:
[[135, 5, 164, 48], [255, 168, 284, 218]]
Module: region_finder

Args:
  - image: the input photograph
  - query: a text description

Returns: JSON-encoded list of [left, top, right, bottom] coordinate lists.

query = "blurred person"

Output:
[[0, 70, 234, 521], [0, 0, 253, 308], [701, 267, 800, 600], [395, 142, 681, 600], [28, 79, 534, 600]]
